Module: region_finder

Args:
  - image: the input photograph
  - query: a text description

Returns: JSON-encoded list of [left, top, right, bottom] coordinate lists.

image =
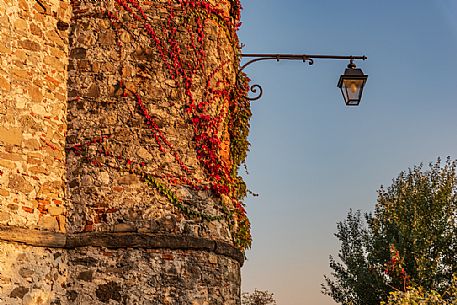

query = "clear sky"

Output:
[[237, 1, 457, 304]]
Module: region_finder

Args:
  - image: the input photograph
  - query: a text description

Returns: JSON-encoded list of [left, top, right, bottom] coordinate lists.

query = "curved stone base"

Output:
[[0, 227, 242, 305], [66, 247, 240, 305]]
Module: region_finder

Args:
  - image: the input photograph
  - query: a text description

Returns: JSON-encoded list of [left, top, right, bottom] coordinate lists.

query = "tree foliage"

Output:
[[322, 210, 388, 305], [381, 275, 457, 305], [242, 289, 277, 305], [322, 158, 457, 305]]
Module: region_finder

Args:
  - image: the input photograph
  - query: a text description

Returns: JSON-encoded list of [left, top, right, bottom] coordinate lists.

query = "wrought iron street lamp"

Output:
[[337, 60, 368, 106], [239, 53, 368, 105]]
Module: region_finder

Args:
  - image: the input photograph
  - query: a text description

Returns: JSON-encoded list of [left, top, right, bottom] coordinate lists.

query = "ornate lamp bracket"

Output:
[[239, 53, 367, 101]]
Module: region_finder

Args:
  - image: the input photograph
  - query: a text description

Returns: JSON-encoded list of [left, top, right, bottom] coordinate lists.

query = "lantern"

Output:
[[337, 61, 368, 106]]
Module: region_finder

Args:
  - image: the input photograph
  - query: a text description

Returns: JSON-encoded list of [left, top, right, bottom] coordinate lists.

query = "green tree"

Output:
[[322, 210, 388, 305], [381, 275, 457, 305], [242, 289, 276, 305], [322, 158, 457, 305]]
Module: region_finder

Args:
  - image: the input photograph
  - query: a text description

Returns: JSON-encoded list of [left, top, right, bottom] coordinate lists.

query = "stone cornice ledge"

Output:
[[0, 225, 244, 266]]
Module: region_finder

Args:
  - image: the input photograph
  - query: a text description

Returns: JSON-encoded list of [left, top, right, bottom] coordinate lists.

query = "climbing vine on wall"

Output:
[[68, 0, 252, 250]]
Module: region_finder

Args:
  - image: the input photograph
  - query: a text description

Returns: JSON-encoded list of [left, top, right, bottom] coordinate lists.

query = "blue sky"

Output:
[[237, 1, 457, 304]]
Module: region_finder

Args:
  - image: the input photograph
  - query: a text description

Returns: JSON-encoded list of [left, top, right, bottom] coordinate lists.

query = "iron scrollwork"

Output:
[[247, 85, 263, 101]]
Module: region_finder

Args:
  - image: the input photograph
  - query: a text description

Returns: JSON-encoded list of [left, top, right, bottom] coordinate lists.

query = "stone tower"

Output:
[[0, 0, 251, 304]]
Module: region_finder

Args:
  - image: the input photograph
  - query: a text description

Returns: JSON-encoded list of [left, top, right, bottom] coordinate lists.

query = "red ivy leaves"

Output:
[[77, 1, 250, 248]]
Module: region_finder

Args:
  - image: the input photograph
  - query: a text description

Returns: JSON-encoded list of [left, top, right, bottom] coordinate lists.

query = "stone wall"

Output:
[[0, 242, 67, 305], [66, 247, 240, 304], [0, 1, 71, 303], [0, 238, 241, 305], [0, 0, 245, 304], [66, 0, 239, 243], [0, 0, 70, 230]]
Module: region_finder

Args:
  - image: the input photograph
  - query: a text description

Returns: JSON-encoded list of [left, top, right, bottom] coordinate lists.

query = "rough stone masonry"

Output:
[[0, 0, 247, 304]]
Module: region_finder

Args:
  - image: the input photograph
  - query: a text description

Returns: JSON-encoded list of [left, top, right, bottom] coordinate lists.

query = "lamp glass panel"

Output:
[[342, 79, 364, 103]]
